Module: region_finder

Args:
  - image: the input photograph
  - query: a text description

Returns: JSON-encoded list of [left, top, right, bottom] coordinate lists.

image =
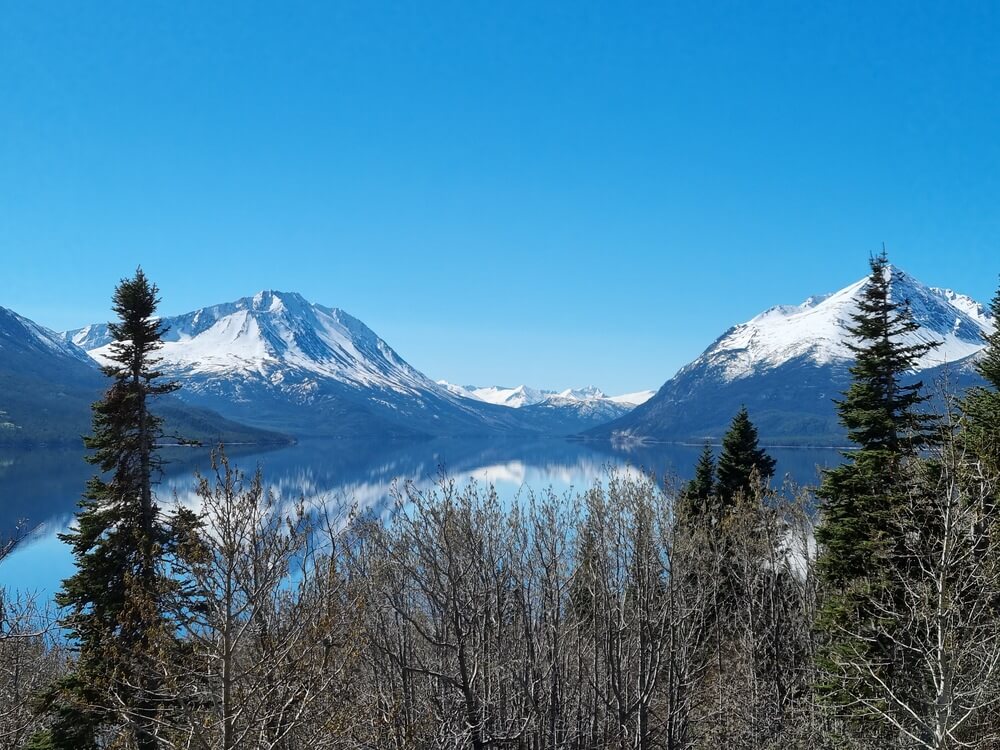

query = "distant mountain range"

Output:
[[585, 266, 995, 445]]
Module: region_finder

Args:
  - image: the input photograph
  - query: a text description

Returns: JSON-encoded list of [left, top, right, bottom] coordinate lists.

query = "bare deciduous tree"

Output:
[[0, 589, 61, 750], [163, 450, 362, 750]]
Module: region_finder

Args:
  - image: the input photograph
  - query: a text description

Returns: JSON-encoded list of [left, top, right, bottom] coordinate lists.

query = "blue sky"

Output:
[[2, 2, 998, 393]]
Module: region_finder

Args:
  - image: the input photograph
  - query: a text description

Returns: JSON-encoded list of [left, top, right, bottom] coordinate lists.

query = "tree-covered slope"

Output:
[[0, 306, 289, 446]]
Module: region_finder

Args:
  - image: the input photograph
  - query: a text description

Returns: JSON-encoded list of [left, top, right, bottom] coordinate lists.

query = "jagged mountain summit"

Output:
[[71, 290, 435, 393], [69, 291, 655, 438], [696, 266, 989, 381], [437, 382, 553, 408], [585, 266, 996, 446]]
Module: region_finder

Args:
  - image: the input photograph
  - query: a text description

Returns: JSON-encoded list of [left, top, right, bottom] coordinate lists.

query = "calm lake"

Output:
[[0, 437, 845, 596]]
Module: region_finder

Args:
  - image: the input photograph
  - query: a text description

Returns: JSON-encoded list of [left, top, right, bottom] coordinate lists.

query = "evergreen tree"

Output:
[[814, 250, 940, 723], [715, 407, 776, 505], [701, 408, 775, 626], [963, 280, 1000, 474], [816, 251, 939, 587], [570, 514, 601, 623], [47, 270, 181, 750], [678, 442, 716, 521]]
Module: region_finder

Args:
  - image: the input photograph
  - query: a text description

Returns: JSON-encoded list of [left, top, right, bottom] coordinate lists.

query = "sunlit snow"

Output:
[[691, 266, 995, 382]]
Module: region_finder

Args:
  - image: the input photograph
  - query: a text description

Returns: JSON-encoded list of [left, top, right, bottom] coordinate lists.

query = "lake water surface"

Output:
[[0, 437, 845, 596]]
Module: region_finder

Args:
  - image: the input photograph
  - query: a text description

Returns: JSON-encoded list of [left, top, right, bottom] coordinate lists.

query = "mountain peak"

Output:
[[247, 290, 315, 314], [251, 289, 291, 312], [436, 383, 550, 408], [67, 290, 434, 398], [689, 268, 994, 383], [587, 266, 996, 446]]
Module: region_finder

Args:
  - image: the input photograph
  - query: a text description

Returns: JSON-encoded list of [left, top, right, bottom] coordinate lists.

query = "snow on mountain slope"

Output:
[[69, 290, 648, 440], [527, 396, 629, 419], [557, 386, 606, 401], [931, 287, 992, 328], [1, 305, 105, 444], [694, 266, 994, 383], [1, 305, 284, 446], [607, 390, 657, 406]]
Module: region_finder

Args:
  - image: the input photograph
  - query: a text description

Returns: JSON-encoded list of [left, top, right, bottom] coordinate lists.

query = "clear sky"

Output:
[[2, 2, 998, 394]]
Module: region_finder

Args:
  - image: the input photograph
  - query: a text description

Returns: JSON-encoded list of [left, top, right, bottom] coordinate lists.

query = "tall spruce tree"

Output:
[[814, 250, 940, 721], [816, 251, 939, 586], [48, 270, 180, 750], [715, 406, 776, 505]]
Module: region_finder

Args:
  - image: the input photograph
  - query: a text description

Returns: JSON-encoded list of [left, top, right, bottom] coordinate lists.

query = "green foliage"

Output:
[[570, 514, 600, 623], [814, 250, 941, 725], [32, 672, 102, 750], [678, 442, 715, 521], [23, 730, 56, 750], [715, 406, 776, 504], [45, 269, 186, 749], [838, 253, 939, 455], [817, 251, 939, 586], [974, 281, 1000, 390], [963, 281, 1000, 475]]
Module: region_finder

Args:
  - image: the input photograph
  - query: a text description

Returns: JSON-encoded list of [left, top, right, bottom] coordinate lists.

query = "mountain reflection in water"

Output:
[[0, 437, 844, 595]]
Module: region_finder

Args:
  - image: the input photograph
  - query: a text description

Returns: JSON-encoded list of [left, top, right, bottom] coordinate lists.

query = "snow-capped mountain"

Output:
[[73, 291, 446, 396], [68, 291, 563, 438], [67, 291, 651, 439], [586, 266, 995, 446], [697, 267, 990, 382], [1, 304, 109, 444], [605, 390, 657, 406]]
